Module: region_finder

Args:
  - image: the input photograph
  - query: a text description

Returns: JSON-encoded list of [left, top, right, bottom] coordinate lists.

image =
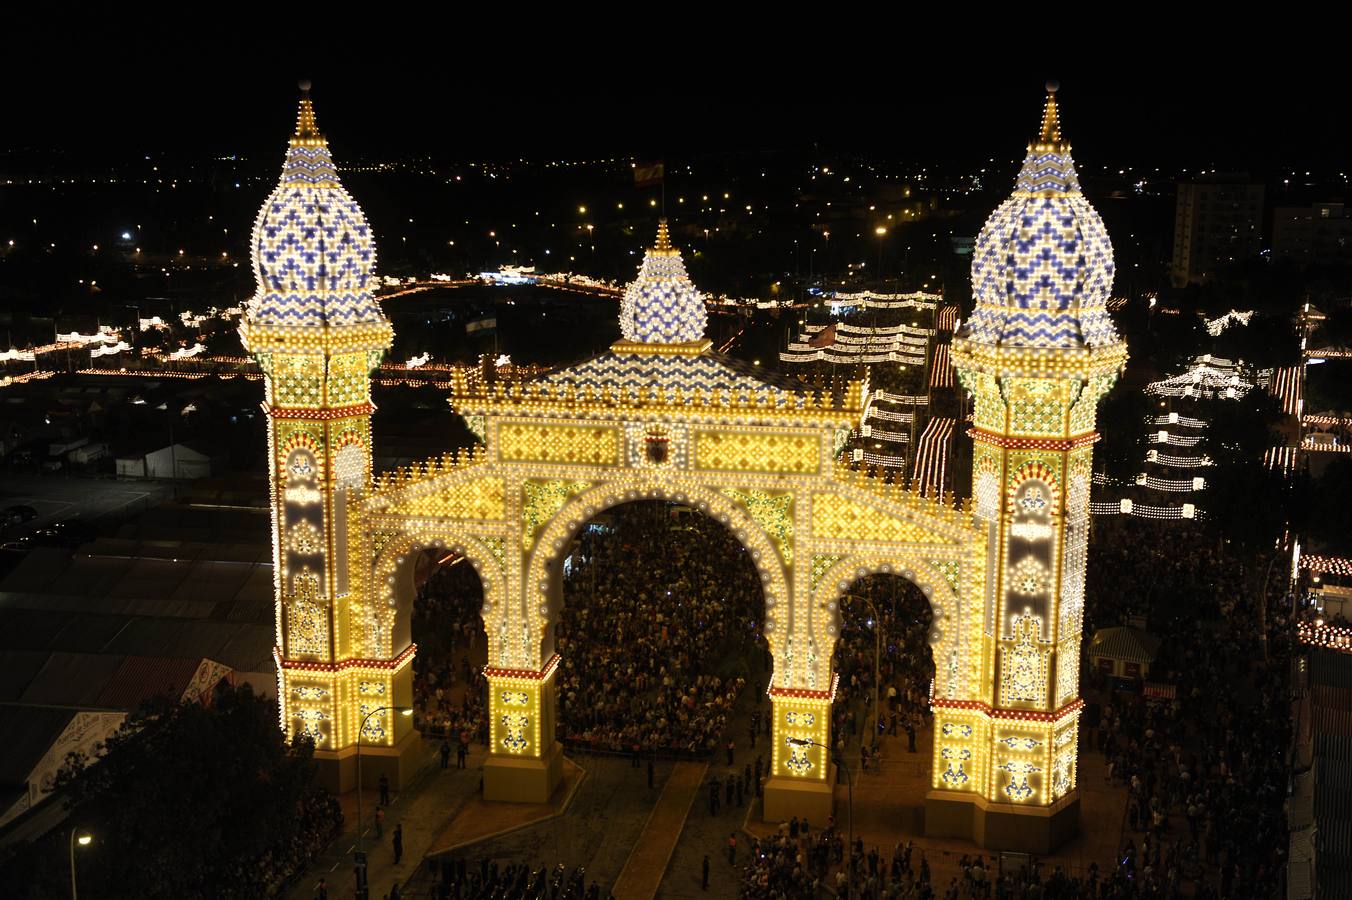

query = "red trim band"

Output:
[[932, 697, 1084, 724], [277, 642, 416, 673], [484, 654, 562, 682], [970, 429, 1098, 452], [768, 673, 840, 703], [264, 402, 375, 421]]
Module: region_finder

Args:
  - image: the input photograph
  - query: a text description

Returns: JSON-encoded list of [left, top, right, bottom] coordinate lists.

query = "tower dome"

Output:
[[618, 220, 707, 345], [960, 84, 1119, 351], [244, 87, 385, 332]]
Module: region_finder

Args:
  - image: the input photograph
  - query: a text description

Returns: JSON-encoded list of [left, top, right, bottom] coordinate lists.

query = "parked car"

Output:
[[1, 505, 38, 527], [31, 520, 97, 548]]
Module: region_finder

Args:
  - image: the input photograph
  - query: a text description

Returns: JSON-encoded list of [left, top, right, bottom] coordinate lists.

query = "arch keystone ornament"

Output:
[[244, 86, 1127, 854]]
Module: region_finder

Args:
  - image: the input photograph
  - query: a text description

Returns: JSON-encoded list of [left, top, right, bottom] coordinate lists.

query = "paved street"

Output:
[[0, 473, 172, 531]]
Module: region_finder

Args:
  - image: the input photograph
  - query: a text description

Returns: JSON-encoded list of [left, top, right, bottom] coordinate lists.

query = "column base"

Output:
[[313, 728, 429, 795], [483, 740, 564, 804], [762, 766, 836, 828], [925, 789, 1080, 853]]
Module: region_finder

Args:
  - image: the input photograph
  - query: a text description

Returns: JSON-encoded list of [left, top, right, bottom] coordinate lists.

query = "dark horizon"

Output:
[[7, 35, 1349, 171]]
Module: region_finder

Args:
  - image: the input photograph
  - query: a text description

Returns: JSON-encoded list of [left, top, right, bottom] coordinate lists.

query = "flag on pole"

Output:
[[634, 161, 664, 188], [808, 323, 837, 348]]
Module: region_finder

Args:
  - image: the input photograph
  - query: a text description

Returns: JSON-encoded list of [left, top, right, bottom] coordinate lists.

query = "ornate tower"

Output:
[[946, 84, 1127, 850], [239, 85, 399, 790]]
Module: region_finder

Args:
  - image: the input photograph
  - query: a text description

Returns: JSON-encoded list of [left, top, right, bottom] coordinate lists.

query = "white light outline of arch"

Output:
[[371, 531, 504, 664], [524, 477, 792, 672], [813, 554, 963, 700]]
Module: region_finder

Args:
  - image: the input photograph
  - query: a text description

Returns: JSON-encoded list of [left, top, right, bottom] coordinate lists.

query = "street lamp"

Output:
[[357, 705, 412, 847], [874, 226, 887, 284], [787, 737, 853, 899], [354, 705, 412, 897], [840, 592, 884, 746], [69, 829, 92, 899]]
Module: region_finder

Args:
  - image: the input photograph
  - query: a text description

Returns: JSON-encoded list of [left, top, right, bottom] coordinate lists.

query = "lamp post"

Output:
[[840, 592, 884, 746], [787, 737, 853, 898], [355, 705, 412, 899], [69, 828, 91, 899], [875, 226, 887, 287]]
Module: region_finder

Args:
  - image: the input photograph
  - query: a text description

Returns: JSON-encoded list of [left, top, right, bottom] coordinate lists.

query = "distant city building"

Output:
[[1170, 176, 1264, 285], [1273, 202, 1352, 265]]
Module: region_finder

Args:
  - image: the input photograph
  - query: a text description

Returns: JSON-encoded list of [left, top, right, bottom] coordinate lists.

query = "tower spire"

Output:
[[293, 79, 323, 144], [654, 218, 672, 252], [1037, 80, 1063, 149]]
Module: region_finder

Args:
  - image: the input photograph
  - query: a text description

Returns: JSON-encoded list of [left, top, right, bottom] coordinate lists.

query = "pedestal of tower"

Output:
[[483, 741, 565, 804], [762, 766, 837, 828], [926, 790, 1080, 854], [309, 727, 429, 795]]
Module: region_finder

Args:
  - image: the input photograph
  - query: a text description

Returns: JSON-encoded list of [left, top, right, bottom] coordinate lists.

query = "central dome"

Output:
[[246, 89, 384, 330], [961, 86, 1119, 351], [618, 220, 707, 344]]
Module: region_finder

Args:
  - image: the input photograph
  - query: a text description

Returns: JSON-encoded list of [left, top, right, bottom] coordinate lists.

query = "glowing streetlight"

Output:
[[70, 829, 93, 899]]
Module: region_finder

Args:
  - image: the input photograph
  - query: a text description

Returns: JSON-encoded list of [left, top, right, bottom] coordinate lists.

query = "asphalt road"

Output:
[[0, 473, 172, 533]]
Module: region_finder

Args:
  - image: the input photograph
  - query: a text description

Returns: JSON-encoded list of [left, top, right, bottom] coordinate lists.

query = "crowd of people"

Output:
[[411, 557, 489, 747], [830, 575, 936, 769], [410, 501, 770, 759], [555, 502, 768, 755], [735, 520, 1292, 899], [256, 791, 344, 895], [418, 859, 614, 900]]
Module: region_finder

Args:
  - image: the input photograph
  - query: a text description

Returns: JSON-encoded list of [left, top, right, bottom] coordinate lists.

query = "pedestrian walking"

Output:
[[736, 776, 744, 807], [440, 740, 451, 769], [393, 823, 404, 864], [457, 740, 468, 768], [701, 854, 710, 890], [375, 805, 385, 838], [709, 777, 721, 815], [727, 832, 737, 865], [725, 773, 734, 806], [905, 719, 917, 753], [315, 877, 329, 900], [379, 773, 391, 806], [726, 739, 735, 766], [389, 884, 401, 900]]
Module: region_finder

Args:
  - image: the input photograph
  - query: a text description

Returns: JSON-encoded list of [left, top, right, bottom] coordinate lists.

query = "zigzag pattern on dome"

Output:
[[957, 85, 1121, 353], [281, 145, 341, 186], [245, 89, 386, 331], [618, 220, 708, 344]]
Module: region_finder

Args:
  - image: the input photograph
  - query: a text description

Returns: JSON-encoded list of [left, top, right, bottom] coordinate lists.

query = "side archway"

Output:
[[371, 530, 509, 666], [812, 555, 965, 702]]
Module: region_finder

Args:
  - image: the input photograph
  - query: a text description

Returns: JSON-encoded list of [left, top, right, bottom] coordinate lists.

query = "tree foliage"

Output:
[[0, 682, 340, 899]]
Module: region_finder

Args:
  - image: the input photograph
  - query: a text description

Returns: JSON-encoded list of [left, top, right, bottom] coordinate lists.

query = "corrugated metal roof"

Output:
[[1089, 626, 1161, 664], [94, 655, 206, 710], [1310, 650, 1352, 689]]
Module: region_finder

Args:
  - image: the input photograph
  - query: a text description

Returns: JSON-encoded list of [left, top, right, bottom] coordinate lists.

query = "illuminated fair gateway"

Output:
[[242, 84, 1125, 853]]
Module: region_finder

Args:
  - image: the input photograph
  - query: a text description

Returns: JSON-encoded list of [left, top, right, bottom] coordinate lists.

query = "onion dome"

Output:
[[243, 84, 386, 335], [960, 84, 1120, 351], [618, 220, 708, 344]]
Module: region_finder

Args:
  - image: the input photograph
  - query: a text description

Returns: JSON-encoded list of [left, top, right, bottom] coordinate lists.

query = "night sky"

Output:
[[7, 28, 1349, 170]]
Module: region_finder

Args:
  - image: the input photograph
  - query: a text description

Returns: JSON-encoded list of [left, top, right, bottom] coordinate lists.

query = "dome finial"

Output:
[[294, 82, 322, 143], [654, 218, 672, 252], [1038, 81, 1063, 148]]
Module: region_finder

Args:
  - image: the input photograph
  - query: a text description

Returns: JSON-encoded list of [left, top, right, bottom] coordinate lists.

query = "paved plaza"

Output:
[[287, 686, 1130, 899]]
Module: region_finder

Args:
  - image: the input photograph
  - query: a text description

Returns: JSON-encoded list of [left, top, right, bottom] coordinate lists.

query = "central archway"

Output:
[[544, 499, 772, 758]]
